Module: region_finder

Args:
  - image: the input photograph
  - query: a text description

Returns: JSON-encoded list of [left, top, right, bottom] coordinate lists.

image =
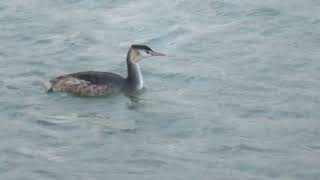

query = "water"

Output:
[[0, 0, 319, 179]]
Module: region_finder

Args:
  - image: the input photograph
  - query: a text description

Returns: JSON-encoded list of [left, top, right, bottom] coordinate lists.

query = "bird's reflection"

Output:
[[126, 88, 148, 110]]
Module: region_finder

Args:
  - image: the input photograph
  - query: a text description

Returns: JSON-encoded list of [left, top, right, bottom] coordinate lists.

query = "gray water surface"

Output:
[[1, 0, 320, 179]]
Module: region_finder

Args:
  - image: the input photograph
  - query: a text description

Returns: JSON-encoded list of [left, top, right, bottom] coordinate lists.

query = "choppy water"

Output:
[[1, 0, 320, 179]]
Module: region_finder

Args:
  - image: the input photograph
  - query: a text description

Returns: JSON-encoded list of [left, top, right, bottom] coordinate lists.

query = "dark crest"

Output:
[[131, 44, 152, 51]]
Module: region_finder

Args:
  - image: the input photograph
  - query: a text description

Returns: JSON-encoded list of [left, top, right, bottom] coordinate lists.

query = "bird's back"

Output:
[[49, 71, 126, 96]]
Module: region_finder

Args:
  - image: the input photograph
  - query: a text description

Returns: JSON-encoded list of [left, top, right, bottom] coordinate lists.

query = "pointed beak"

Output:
[[147, 50, 166, 56]]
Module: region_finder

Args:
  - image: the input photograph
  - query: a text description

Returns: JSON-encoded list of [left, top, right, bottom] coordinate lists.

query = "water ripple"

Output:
[[1, 0, 320, 179]]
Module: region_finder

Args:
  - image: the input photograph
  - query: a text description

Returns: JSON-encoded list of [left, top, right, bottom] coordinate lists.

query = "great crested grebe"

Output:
[[48, 45, 165, 96]]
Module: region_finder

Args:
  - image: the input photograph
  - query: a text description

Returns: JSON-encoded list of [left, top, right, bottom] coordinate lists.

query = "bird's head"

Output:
[[128, 44, 165, 63]]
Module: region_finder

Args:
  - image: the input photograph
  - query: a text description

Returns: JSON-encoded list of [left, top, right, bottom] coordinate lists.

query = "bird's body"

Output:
[[48, 45, 165, 96], [48, 71, 125, 96]]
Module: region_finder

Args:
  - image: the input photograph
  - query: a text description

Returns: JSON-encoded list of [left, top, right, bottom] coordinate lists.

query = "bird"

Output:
[[48, 44, 165, 96]]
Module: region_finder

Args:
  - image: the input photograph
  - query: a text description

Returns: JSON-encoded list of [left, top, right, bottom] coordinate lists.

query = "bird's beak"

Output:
[[147, 50, 166, 56]]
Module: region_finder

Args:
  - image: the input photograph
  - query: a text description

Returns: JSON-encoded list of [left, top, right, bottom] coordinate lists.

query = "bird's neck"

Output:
[[126, 50, 143, 90]]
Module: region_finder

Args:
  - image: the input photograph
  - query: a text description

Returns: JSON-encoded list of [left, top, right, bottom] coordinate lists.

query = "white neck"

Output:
[[127, 61, 144, 90], [134, 63, 144, 90]]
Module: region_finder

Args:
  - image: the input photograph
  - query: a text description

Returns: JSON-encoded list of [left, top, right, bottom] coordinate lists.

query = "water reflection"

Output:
[[126, 88, 148, 110]]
